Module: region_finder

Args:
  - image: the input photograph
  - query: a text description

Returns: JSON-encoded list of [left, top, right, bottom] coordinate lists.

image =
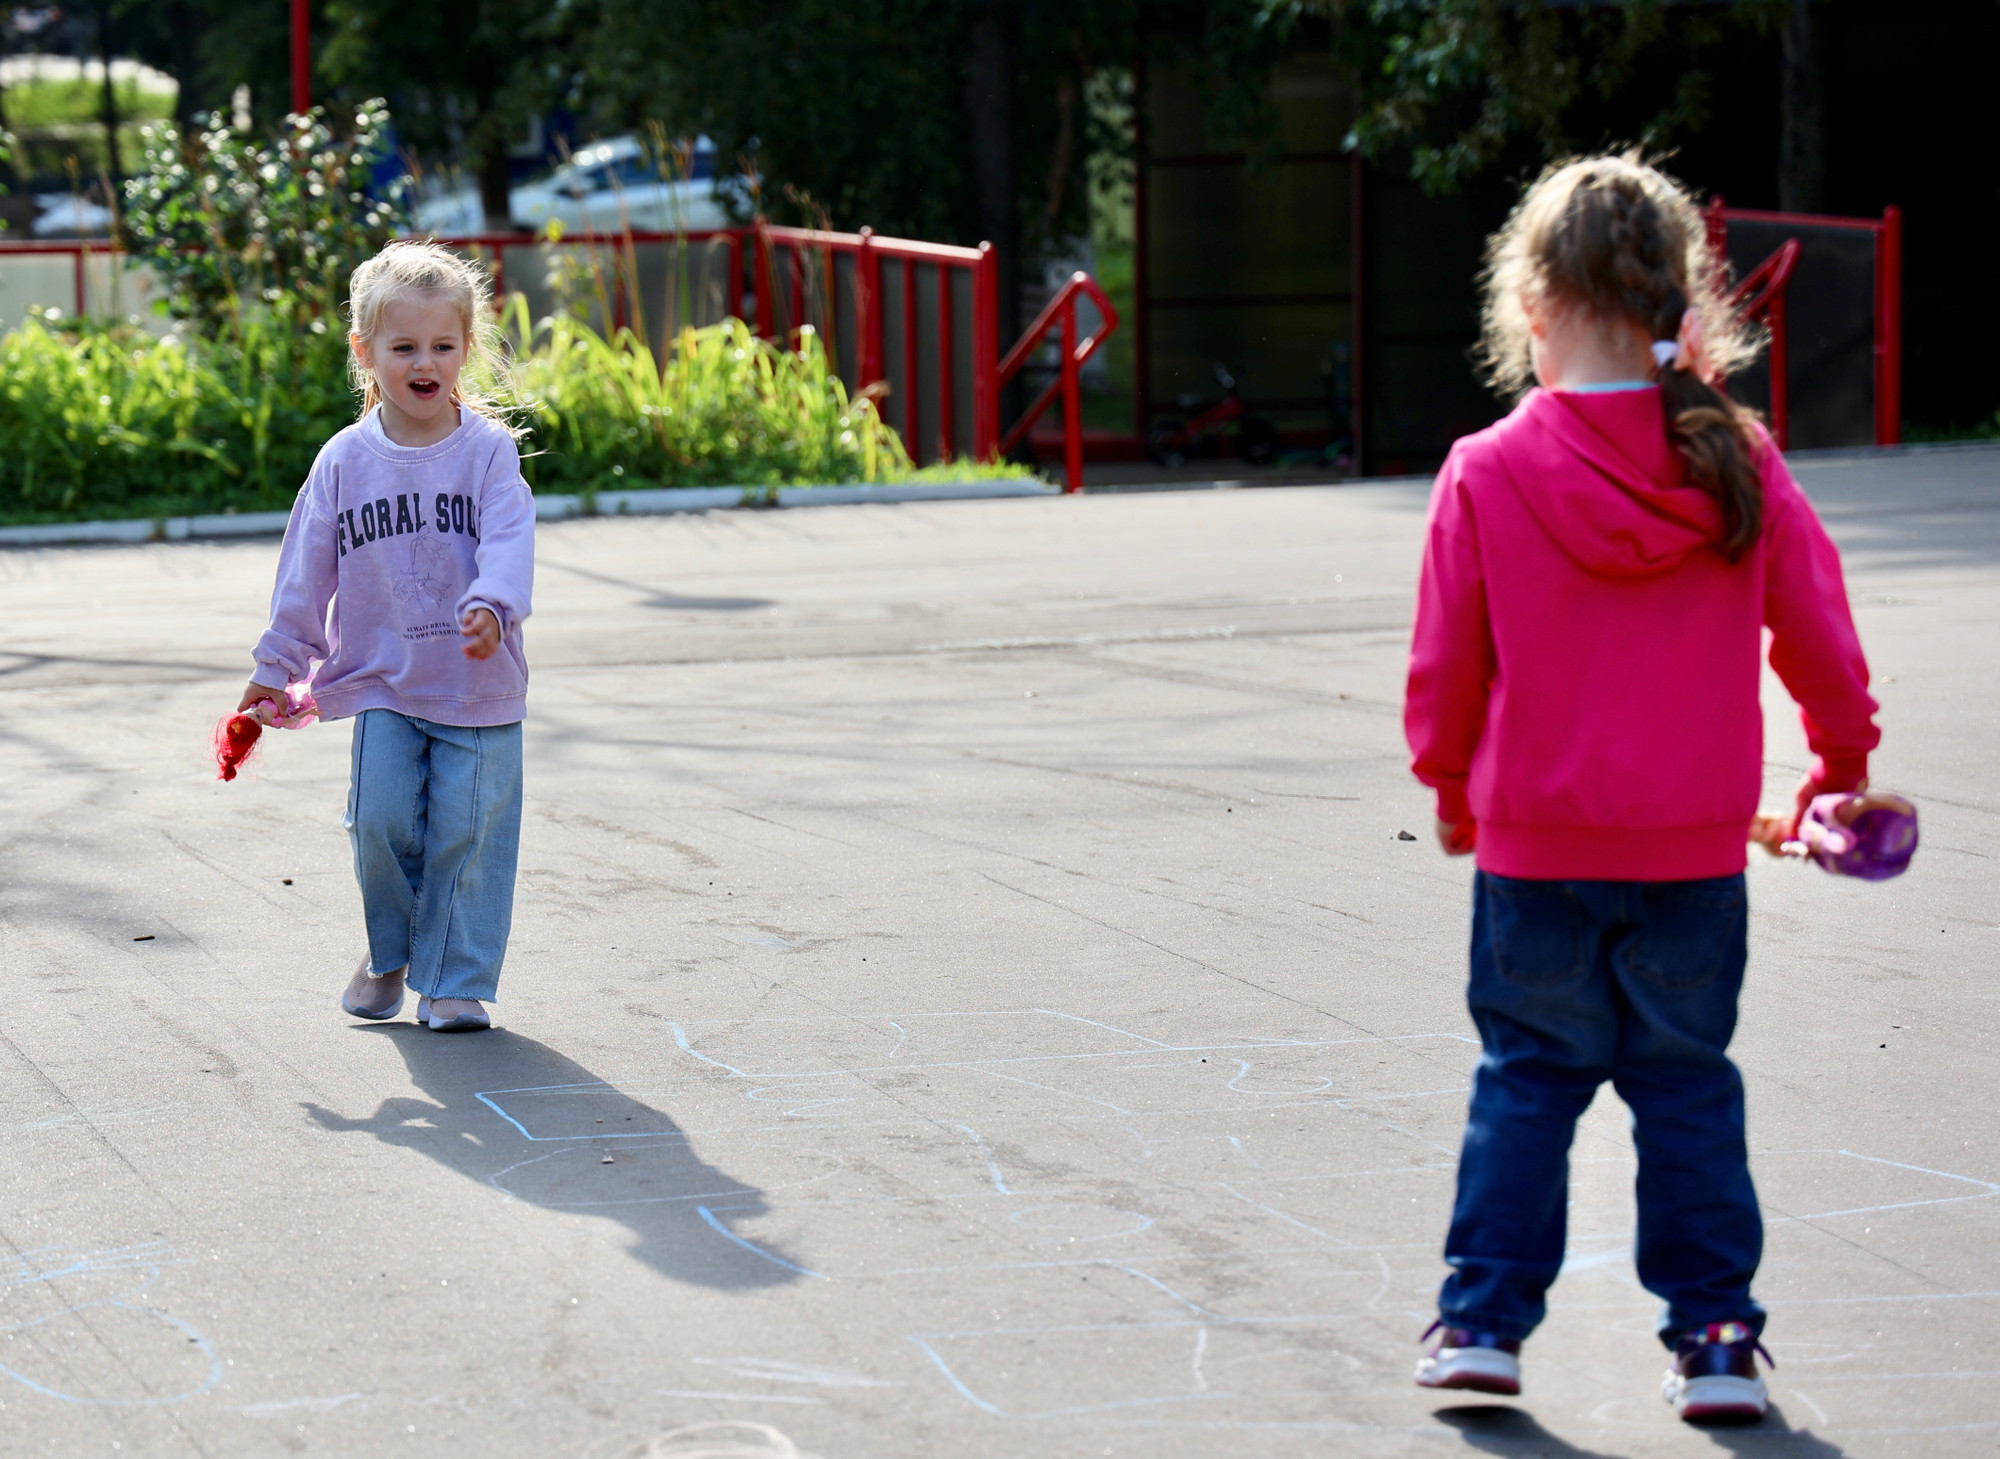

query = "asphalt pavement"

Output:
[[1, 446, 1996, 1457]]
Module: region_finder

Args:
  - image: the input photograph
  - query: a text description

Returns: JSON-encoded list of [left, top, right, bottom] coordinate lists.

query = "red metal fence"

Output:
[[0, 224, 1112, 491], [2, 225, 1115, 492], [1704, 202, 1902, 449]]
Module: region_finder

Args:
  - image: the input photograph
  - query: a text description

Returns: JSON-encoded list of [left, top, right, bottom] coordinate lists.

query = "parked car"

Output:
[[413, 135, 735, 236], [32, 193, 115, 236]]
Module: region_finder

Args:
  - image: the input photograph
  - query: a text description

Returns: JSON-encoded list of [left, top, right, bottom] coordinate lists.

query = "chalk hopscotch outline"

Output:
[[479, 1009, 2000, 1426], [482, 1140, 847, 1210], [1, 1242, 223, 1406]]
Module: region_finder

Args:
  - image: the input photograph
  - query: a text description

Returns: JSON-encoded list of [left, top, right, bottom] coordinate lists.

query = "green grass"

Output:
[[1904, 414, 2000, 443], [4, 77, 176, 128], [4, 75, 177, 194]]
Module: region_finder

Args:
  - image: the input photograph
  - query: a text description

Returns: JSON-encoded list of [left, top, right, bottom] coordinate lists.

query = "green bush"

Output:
[[120, 103, 407, 333], [511, 307, 911, 497], [0, 302, 1024, 525], [0, 312, 353, 523]]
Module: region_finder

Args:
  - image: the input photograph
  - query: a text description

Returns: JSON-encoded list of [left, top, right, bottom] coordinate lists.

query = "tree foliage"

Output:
[[1293, 0, 1770, 195], [575, 0, 1293, 253]]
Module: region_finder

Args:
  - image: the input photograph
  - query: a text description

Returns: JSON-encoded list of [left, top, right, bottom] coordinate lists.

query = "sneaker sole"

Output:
[[1665, 1373, 1767, 1425], [1417, 1349, 1521, 1396], [417, 997, 490, 1032]]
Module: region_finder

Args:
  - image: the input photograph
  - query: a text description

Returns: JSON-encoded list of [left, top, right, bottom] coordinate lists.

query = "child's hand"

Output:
[[1748, 812, 1791, 856], [1752, 776, 1878, 856], [461, 607, 500, 660], [1436, 818, 1477, 856], [237, 682, 285, 717]]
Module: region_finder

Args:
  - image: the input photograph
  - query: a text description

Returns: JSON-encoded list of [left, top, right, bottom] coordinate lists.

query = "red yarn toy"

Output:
[[214, 688, 318, 781]]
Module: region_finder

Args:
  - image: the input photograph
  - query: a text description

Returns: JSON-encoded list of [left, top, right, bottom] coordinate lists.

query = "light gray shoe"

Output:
[[341, 956, 406, 1020], [418, 996, 491, 1032]]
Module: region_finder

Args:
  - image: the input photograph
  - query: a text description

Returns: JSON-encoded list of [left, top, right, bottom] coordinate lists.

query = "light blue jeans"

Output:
[[346, 709, 523, 1002]]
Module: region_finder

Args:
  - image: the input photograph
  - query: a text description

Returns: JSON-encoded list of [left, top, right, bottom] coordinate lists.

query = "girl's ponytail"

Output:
[[1660, 355, 1762, 561], [1478, 154, 1768, 563]]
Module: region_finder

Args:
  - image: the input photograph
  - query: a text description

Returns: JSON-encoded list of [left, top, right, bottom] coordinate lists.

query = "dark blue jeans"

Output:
[[1439, 871, 1765, 1347]]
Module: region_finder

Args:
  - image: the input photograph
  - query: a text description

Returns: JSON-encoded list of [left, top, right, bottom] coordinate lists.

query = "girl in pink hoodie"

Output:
[[1403, 156, 1879, 1423]]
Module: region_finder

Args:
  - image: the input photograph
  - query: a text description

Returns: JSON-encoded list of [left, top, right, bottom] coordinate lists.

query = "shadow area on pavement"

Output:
[[304, 1025, 804, 1291], [1433, 1402, 1850, 1457]]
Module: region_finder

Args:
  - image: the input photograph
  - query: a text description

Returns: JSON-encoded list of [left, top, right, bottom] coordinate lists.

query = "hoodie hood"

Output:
[[1492, 387, 1723, 579]]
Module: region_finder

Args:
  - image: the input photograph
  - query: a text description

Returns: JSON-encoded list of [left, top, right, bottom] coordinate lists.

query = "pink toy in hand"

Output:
[[214, 685, 319, 781], [1782, 791, 1918, 881]]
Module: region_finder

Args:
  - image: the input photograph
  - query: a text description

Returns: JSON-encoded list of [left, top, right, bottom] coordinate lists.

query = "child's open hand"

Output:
[[461, 606, 500, 660], [1436, 818, 1477, 856]]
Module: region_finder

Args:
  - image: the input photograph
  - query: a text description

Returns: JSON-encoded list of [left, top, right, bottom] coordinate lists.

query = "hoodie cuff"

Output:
[[1811, 754, 1869, 794], [249, 664, 291, 691], [1433, 781, 1473, 826]]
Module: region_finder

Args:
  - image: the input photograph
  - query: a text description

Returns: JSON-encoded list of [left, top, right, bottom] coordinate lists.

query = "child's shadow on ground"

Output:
[[1434, 1403, 1851, 1457], [302, 1025, 804, 1291]]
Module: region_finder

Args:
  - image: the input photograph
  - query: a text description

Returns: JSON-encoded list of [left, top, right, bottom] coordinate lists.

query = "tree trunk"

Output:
[[98, 2, 123, 185], [963, 5, 1021, 434], [169, 1, 202, 126], [1779, 0, 1823, 213], [478, 141, 515, 231]]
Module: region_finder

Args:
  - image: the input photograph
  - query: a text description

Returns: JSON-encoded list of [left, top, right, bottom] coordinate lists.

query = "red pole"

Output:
[[1061, 296, 1083, 493], [290, 0, 311, 115], [1350, 150, 1366, 474], [902, 257, 920, 457], [855, 227, 879, 388], [727, 231, 743, 325], [1768, 288, 1789, 451], [972, 242, 998, 460], [1875, 205, 1903, 446], [752, 222, 773, 338], [937, 262, 957, 460], [1133, 40, 1150, 441]]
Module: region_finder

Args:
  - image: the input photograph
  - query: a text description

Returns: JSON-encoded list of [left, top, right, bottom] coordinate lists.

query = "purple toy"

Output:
[[1782, 792, 1918, 881]]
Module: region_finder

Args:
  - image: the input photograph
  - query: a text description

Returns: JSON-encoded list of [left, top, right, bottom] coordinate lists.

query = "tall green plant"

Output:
[[509, 305, 911, 496]]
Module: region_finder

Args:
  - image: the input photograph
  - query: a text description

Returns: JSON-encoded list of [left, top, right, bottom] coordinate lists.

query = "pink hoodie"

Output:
[[1405, 386, 1879, 882]]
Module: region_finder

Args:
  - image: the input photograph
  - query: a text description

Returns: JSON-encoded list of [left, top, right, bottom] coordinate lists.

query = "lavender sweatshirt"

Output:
[[249, 408, 535, 726]]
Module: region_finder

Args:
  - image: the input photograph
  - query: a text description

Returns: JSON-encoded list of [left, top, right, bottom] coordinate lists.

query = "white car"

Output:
[[413, 135, 735, 237], [32, 193, 116, 236]]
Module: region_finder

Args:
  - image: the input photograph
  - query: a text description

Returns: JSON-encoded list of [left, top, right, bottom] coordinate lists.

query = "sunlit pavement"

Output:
[[2, 447, 1996, 1457]]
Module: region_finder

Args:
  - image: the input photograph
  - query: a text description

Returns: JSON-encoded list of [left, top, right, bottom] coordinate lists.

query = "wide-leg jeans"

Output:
[[346, 708, 522, 1002]]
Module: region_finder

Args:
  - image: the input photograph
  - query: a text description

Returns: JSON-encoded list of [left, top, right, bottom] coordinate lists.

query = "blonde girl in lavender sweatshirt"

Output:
[[237, 240, 535, 1033]]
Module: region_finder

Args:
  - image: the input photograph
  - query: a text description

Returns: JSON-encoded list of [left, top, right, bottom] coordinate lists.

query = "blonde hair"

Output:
[[1478, 154, 1767, 560], [347, 239, 523, 435]]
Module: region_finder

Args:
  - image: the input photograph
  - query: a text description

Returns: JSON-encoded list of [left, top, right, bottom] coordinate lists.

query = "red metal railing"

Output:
[[743, 222, 1002, 462], [3, 223, 1118, 480], [995, 272, 1121, 493], [1703, 202, 1903, 447], [1724, 238, 1802, 449]]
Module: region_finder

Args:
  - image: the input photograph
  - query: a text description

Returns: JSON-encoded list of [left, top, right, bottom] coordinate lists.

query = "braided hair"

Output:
[[1477, 155, 1766, 561]]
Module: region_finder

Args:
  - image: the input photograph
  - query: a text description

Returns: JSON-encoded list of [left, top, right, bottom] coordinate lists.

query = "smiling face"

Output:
[[354, 291, 467, 430]]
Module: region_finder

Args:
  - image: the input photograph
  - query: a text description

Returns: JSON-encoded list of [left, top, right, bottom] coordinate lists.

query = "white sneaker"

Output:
[[417, 996, 491, 1032], [1415, 1323, 1522, 1396], [1663, 1322, 1770, 1424]]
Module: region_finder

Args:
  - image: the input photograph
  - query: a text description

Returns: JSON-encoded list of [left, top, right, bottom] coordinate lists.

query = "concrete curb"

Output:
[[0, 510, 297, 546], [0, 479, 1052, 547]]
